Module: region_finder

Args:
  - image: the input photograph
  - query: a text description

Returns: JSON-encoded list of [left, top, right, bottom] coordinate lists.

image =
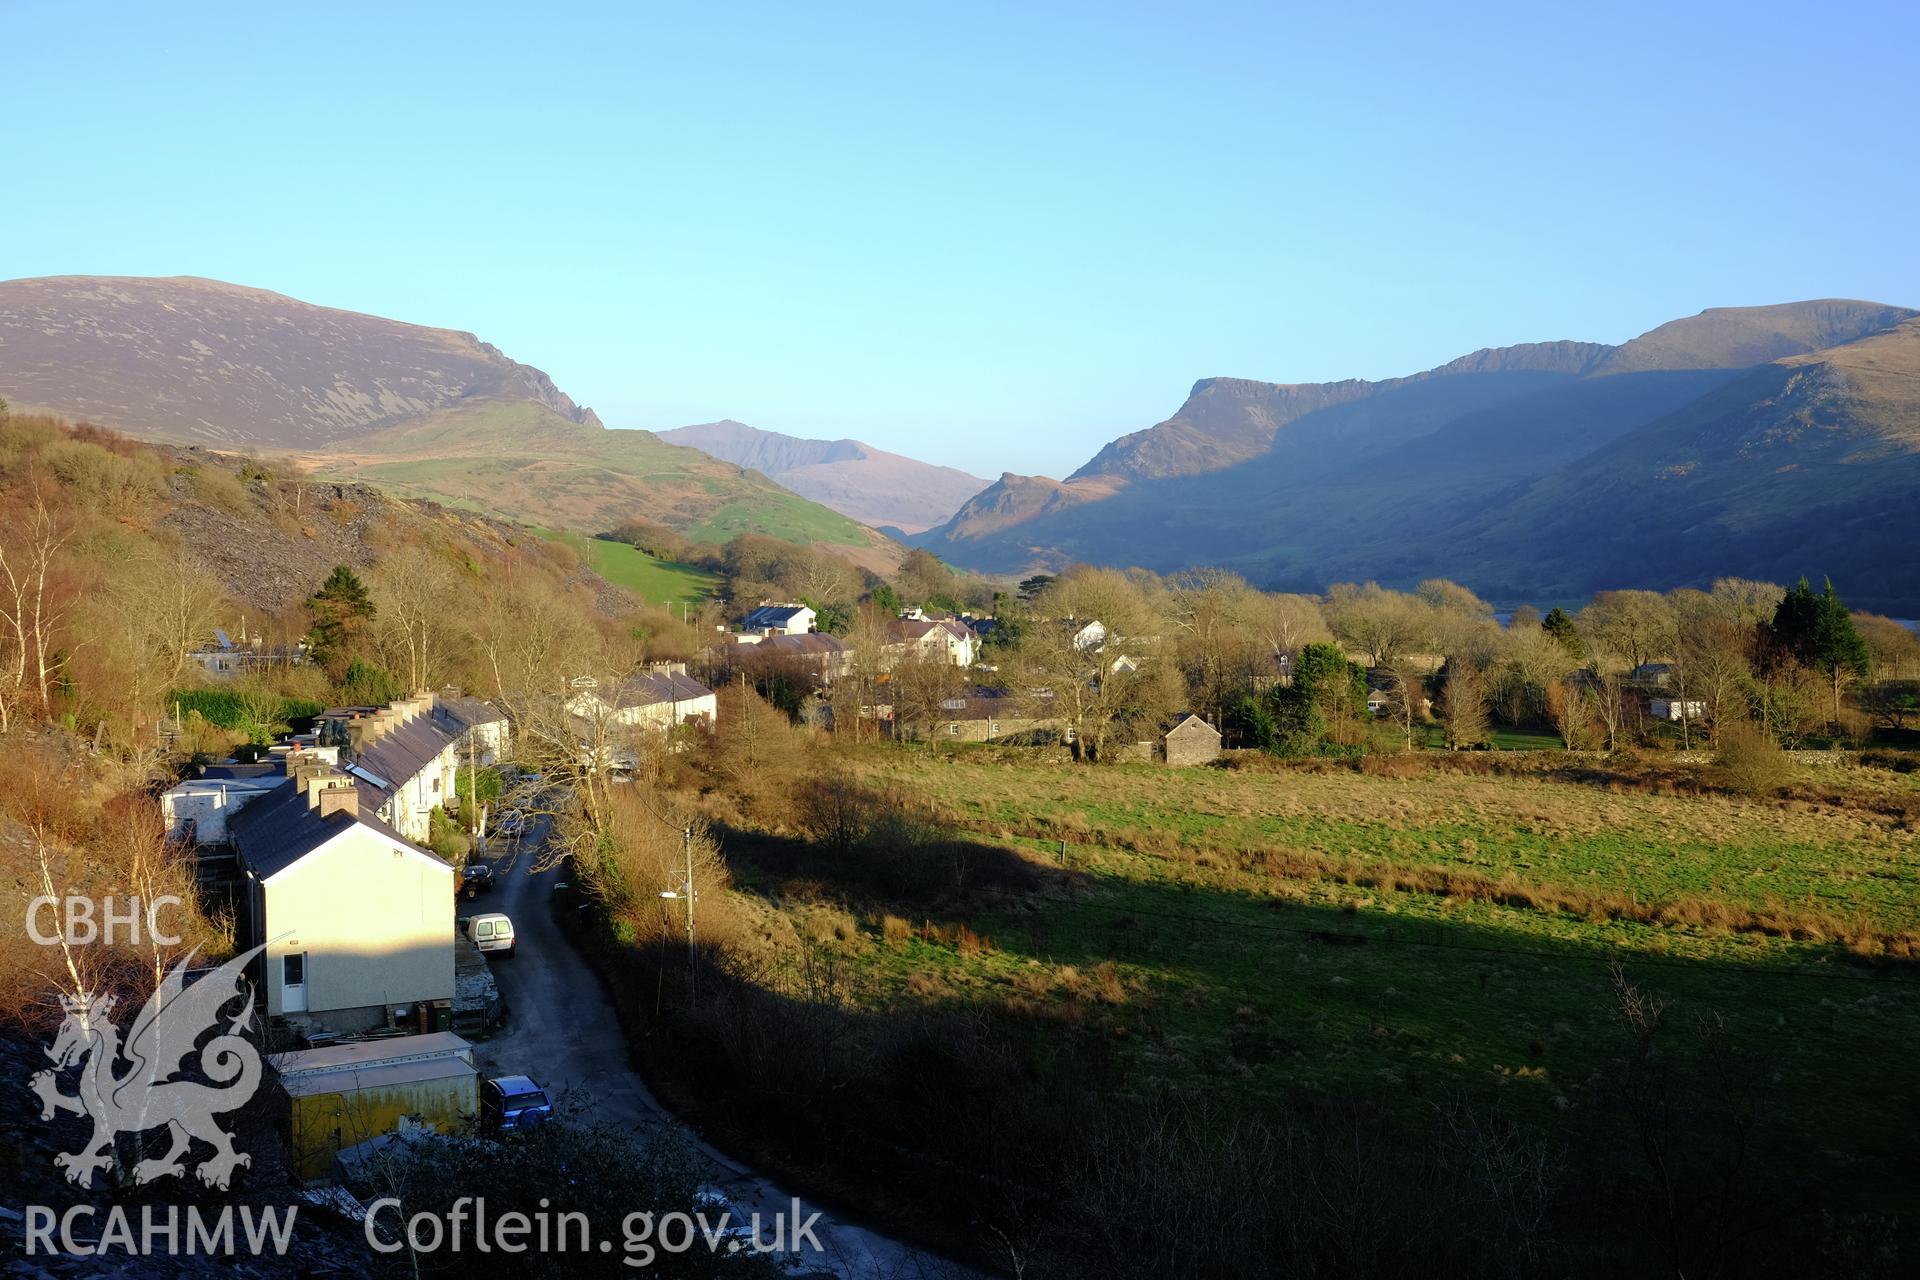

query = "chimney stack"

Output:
[[317, 787, 359, 819], [304, 772, 344, 804]]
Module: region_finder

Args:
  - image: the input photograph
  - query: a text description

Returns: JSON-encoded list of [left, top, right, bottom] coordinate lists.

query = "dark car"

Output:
[[480, 1074, 552, 1129], [461, 863, 497, 898]]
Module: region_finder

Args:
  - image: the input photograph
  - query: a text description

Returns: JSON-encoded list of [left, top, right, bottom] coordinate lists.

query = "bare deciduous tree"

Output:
[[1440, 658, 1490, 750]]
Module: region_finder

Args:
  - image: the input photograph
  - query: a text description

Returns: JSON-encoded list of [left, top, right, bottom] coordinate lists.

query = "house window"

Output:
[[948, 724, 960, 736], [282, 953, 305, 986], [989, 722, 999, 736]]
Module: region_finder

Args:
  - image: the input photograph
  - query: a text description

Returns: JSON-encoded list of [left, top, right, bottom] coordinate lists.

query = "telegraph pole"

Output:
[[661, 824, 698, 1003], [466, 723, 477, 837], [682, 825, 696, 962]]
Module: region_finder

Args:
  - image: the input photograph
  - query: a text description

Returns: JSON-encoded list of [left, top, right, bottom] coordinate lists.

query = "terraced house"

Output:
[[316, 694, 461, 844]]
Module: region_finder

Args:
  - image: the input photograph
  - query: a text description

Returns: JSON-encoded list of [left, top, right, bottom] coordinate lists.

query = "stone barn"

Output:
[[1163, 713, 1222, 766]]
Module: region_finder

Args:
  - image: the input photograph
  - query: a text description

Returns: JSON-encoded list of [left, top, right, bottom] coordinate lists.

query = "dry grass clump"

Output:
[[1714, 722, 1796, 797], [799, 904, 861, 946], [913, 919, 993, 956]]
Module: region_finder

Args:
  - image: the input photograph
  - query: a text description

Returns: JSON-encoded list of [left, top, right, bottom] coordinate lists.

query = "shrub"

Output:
[[43, 437, 167, 515], [1714, 721, 1794, 796], [427, 807, 471, 866], [180, 465, 253, 514]]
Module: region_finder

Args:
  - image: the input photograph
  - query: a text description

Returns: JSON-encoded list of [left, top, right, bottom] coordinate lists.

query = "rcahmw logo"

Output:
[[28, 891, 272, 1188], [25, 1203, 298, 1258]]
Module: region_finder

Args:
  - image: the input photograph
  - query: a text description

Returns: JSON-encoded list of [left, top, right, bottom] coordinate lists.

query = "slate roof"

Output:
[[353, 716, 457, 791], [934, 687, 1045, 721], [605, 671, 715, 710], [753, 633, 847, 658], [741, 604, 812, 630], [435, 693, 507, 729], [198, 762, 282, 782], [228, 777, 432, 882], [1165, 712, 1221, 739], [887, 619, 970, 643]]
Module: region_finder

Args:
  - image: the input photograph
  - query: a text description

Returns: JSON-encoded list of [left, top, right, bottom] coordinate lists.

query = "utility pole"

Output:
[[683, 825, 696, 965], [660, 824, 697, 1003], [466, 724, 476, 837]]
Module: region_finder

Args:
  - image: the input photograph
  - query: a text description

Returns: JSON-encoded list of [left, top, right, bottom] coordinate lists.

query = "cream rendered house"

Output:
[[230, 759, 455, 1035]]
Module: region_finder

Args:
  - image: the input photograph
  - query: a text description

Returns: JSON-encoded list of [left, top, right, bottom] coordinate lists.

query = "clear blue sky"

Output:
[[4, 1, 1916, 477]]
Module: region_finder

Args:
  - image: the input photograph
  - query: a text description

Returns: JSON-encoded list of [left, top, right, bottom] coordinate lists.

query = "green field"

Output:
[[537, 529, 720, 608], [713, 746, 1920, 1229]]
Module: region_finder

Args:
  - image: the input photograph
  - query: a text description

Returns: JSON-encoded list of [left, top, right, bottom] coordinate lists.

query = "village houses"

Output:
[[311, 695, 461, 844], [434, 687, 513, 765], [564, 665, 718, 732], [885, 617, 976, 667], [737, 603, 817, 636]]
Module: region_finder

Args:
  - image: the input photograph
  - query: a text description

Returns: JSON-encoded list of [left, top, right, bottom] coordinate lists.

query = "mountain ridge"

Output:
[[922, 299, 1920, 610], [0, 275, 602, 445], [658, 419, 987, 533], [0, 275, 896, 560]]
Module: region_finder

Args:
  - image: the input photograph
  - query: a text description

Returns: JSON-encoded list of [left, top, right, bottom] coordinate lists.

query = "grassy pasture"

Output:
[[537, 528, 720, 608], [719, 745, 1920, 1226]]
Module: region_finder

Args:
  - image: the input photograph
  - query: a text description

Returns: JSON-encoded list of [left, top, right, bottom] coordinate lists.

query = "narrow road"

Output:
[[469, 819, 971, 1279]]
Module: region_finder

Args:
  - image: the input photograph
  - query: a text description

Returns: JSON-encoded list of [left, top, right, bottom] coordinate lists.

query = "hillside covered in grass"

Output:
[[301, 398, 899, 557], [0, 275, 898, 559]]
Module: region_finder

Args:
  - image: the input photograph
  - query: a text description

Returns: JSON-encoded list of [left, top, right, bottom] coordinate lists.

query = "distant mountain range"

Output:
[[0, 276, 891, 562], [658, 421, 987, 533], [916, 300, 1920, 612], [10, 278, 1916, 608]]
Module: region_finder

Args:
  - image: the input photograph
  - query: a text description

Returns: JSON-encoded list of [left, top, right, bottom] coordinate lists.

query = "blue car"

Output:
[[480, 1074, 552, 1129]]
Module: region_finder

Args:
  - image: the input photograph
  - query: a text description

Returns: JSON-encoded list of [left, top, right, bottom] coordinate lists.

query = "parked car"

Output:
[[480, 1074, 552, 1129], [497, 809, 528, 838], [465, 912, 516, 958], [461, 863, 496, 898]]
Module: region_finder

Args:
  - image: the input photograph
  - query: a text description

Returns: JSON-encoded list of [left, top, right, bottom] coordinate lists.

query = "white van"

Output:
[[465, 912, 516, 959]]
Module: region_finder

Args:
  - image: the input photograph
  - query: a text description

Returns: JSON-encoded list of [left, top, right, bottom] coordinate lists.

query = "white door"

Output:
[[282, 952, 309, 1014]]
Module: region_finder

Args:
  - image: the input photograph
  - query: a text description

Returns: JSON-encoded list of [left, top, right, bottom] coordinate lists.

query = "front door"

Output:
[[282, 952, 309, 1014]]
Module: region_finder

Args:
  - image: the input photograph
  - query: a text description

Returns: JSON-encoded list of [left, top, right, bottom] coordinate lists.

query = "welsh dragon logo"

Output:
[[30, 943, 268, 1189]]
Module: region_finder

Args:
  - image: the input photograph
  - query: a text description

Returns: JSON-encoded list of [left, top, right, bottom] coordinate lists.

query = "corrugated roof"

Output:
[[276, 1055, 477, 1099], [272, 1031, 473, 1076]]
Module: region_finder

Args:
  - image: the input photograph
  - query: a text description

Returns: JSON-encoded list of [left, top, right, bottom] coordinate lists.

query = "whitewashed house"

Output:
[[566, 668, 718, 732], [885, 618, 975, 667], [318, 695, 461, 844], [738, 604, 816, 636], [434, 690, 512, 765], [161, 764, 285, 844]]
